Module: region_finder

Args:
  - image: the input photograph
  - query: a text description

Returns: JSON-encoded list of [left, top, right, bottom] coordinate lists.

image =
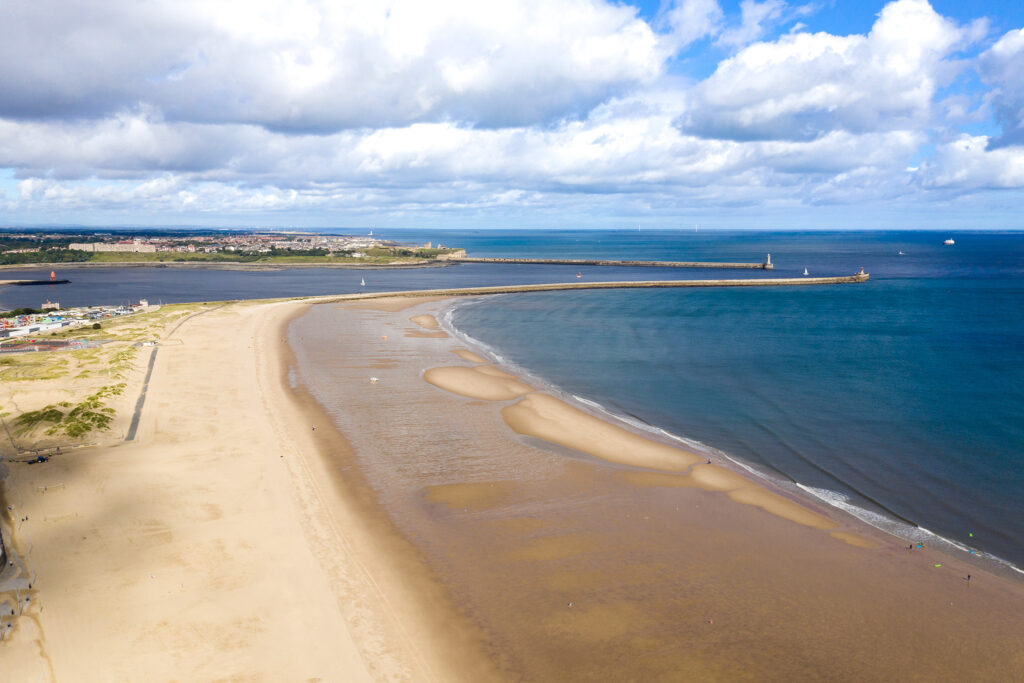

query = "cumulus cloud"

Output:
[[678, 0, 967, 141], [660, 0, 724, 51], [1, 0, 1022, 225], [0, 0, 665, 131], [0, 92, 929, 217], [716, 0, 788, 48], [915, 134, 1024, 190], [979, 28, 1024, 148]]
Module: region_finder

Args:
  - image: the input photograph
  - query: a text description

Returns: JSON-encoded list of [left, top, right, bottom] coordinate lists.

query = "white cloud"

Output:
[[660, 0, 724, 51], [679, 0, 966, 141], [0, 0, 1022, 226], [716, 0, 788, 48], [978, 28, 1024, 148], [915, 134, 1024, 190], [0, 95, 928, 216], [0, 0, 665, 131]]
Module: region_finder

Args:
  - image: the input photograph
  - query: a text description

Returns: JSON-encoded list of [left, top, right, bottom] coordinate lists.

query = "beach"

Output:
[[0, 299, 496, 681], [2, 295, 1024, 680], [291, 297, 1024, 680]]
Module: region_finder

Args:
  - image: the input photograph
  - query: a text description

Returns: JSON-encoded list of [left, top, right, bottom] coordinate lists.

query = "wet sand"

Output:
[[290, 297, 1024, 680]]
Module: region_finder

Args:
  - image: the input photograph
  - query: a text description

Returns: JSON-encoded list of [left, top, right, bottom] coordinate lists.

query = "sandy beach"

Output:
[[3, 295, 1024, 680], [0, 299, 496, 681]]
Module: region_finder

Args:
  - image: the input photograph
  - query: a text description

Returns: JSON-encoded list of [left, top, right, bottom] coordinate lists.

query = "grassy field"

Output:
[[1, 302, 218, 448]]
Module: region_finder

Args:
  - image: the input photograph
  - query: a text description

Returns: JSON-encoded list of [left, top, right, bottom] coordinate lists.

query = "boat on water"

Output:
[[360, 277, 366, 286], [575, 272, 582, 278], [944, 238, 955, 245], [898, 250, 905, 255], [803, 268, 809, 276]]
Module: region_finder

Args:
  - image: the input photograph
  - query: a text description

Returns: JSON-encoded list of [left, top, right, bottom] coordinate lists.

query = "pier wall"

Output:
[[451, 257, 772, 269], [312, 273, 868, 303]]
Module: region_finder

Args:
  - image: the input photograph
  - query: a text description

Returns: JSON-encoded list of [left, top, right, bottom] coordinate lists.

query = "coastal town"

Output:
[[0, 299, 149, 342], [0, 229, 466, 263]]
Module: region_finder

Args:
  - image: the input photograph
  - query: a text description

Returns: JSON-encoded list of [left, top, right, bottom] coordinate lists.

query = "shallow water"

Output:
[[447, 231, 1024, 569]]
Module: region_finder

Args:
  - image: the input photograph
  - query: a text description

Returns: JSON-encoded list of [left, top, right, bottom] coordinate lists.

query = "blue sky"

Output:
[[1, 0, 1023, 229]]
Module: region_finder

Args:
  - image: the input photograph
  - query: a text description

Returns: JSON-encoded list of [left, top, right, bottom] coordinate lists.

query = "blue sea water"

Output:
[[3, 229, 1021, 571], [441, 231, 1024, 571]]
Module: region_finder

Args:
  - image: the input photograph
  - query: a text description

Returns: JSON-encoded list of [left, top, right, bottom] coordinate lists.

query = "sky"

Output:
[[1, 0, 1023, 230]]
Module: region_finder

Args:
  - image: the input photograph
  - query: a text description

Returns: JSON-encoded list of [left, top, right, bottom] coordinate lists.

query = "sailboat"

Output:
[[360, 277, 366, 287], [803, 268, 809, 276]]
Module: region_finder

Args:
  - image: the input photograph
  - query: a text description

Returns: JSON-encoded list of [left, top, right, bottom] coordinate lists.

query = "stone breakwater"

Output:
[[307, 273, 869, 303], [451, 257, 773, 269]]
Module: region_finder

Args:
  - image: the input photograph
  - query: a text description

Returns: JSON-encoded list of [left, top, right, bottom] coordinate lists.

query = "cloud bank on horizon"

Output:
[[1, 0, 1023, 228]]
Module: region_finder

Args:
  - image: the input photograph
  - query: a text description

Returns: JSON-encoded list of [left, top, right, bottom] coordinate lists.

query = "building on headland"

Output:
[[434, 248, 467, 260], [41, 300, 60, 310], [68, 239, 156, 253]]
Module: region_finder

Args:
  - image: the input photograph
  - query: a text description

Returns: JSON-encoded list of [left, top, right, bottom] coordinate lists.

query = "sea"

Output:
[[3, 229, 1022, 572]]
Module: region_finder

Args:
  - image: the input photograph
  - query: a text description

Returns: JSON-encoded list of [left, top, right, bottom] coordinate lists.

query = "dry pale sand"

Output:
[[409, 314, 441, 330], [0, 300, 495, 681], [452, 348, 487, 363], [424, 365, 533, 401]]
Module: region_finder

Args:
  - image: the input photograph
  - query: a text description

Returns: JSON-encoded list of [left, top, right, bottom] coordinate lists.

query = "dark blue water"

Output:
[[4, 229, 1021, 572], [443, 231, 1024, 571]]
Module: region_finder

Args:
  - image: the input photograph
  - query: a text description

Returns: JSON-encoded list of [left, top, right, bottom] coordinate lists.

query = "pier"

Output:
[[313, 272, 868, 303], [450, 257, 774, 269], [1, 279, 72, 286]]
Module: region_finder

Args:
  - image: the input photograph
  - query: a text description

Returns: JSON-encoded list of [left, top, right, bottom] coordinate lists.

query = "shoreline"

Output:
[[436, 297, 1024, 581], [3, 291, 1023, 678], [289, 296, 1024, 678], [267, 303, 502, 681]]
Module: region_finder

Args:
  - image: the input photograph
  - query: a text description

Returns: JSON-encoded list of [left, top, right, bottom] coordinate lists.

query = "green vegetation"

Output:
[[365, 246, 459, 259], [1, 307, 43, 318], [0, 236, 80, 251], [0, 354, 69, 381], [109, 347, 136, 378], [14, 383, 126, 438], [0, 249, 91, 265]]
